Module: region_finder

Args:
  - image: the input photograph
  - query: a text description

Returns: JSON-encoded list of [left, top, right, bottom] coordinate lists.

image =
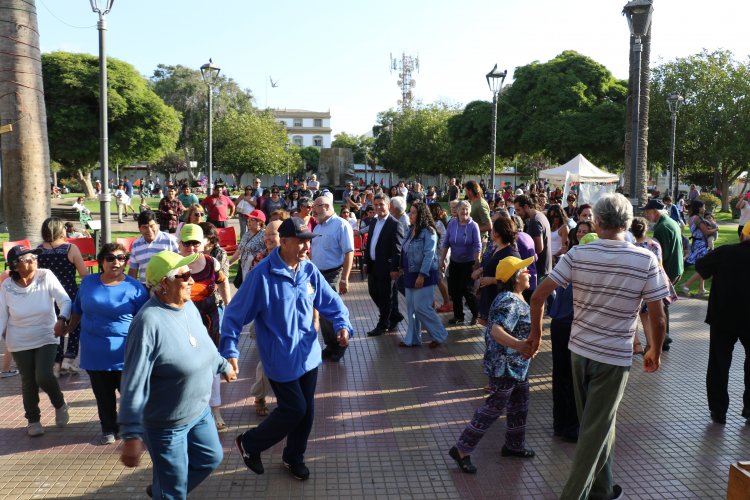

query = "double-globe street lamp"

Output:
[[90, 0, 114, 246], [622, 0, 653, 206], [200, 59, 221, 190], [667, 93, 685, 199], [486, 64, 507, 198]]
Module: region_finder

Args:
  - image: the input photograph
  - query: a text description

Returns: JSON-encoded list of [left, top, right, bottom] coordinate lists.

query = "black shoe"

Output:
[[367, 327, 386, 337], [327, 351, 344, 362], [283, 461, 310, 480], [448, 318, 465, 326], [662, 342, 671, 352], [611, 484, 624, 500], [710, 411, 726, 424], [235, 434, 264, 474], [321, 348, 332, 360], [501, 445, 535, 458], [469, 316, 478, 326], [387, 319, 402, 332], [146, 484, 152, 498], [448, 446, 477, 474]]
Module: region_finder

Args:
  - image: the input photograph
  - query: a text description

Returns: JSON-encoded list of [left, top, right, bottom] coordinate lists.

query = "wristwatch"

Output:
[[57, 315, 68, 323]]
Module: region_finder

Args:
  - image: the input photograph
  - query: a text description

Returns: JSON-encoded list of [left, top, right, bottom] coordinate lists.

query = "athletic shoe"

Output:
[[611, 484, 624, 500], [283, 461, 310, 481], [27, 422, 44, 437], [100, 433, 116, 445], [235, 434, 264, 474], [0, 369, 19, 378], [55, 403, 70, 428]]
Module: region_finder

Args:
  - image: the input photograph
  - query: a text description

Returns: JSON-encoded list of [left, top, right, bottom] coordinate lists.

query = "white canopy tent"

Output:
[[539, 154, 619, 183]]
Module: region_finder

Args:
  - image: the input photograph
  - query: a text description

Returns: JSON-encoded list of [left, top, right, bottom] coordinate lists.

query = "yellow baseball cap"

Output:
[[179, 223, 203, 242], [742, 221, 750, 238], [495, 256, 534, 283], [146, 251, 199, 286]]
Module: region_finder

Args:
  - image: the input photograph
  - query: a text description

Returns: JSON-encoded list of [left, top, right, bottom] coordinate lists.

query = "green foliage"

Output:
[[650, 50, 750, 210], [496, 50, 627, 167], [298, 146, 320, 172], [331, 132, 375, 163], [153, 152, 188, 179], [212, 109, 292, 180], [447, 100, 493, 165], [43, 52, 181, 172], [698, 192, 721, 213]]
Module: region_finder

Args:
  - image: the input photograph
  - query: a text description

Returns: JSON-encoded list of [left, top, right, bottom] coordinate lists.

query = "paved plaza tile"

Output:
[[0, 279, 747, 499]]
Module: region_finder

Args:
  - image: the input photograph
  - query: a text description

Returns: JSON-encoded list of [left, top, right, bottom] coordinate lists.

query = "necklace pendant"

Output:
[[189, 335, 198, 348]]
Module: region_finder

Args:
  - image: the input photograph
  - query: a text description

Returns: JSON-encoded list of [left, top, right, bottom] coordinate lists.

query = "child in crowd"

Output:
[[703, 212, 718, 250]]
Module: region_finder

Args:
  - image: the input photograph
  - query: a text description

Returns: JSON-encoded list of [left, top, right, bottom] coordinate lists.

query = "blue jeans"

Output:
[[403, 286, 448, 345], [143, 406, 223, 500], [240, 367, 318, 465]]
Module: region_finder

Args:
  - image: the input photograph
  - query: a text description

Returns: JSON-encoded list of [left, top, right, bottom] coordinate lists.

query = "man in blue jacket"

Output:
[[220, 217, 354, 481]]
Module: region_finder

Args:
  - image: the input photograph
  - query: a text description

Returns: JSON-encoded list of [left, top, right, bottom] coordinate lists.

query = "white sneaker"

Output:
[[53, 363, 61, 378], [27, 422, 44, 437], [100, 433, 116, 445], [61, 358, 81, 374], [55, 403, 70, 428], [0, 369, 19, 378]]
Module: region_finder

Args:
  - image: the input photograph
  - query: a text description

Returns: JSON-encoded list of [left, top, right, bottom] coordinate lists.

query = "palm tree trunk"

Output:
[[0, 0, 50, 244], [624, 28, 652, 205]]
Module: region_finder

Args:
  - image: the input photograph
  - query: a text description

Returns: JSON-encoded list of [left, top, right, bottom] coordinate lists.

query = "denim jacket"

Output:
[[403, 228, 438, 276]]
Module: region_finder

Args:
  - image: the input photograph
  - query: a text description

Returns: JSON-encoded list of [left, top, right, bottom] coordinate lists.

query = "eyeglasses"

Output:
[[181, 240, 202, 247], [191, 212, 204, 217], [103, 254, 129, 263], [312, 203, 327, 209], [17, 255, 38, 264], [172, 271, 192, 282], [272, 191, 280, 194]]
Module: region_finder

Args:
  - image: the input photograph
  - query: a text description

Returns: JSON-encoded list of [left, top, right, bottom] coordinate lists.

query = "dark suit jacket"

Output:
[[695, 240, 750, 331], [364, 216, 404, 273]]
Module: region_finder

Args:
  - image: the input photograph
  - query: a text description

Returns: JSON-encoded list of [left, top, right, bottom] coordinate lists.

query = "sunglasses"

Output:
[[104, 254, 130, 263], [17, 255, 38, 263], [272, 191, 280, 194], [181, 240, 202, 247], [172, 271, 192, 282], [191, 212, 204, 217]]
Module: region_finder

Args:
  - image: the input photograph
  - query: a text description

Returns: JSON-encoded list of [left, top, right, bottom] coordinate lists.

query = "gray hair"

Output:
[[374, 193, 390, 205], [457, 200, 471, 212], [593, 193, 633, 231], [390, 195, 406, 214]]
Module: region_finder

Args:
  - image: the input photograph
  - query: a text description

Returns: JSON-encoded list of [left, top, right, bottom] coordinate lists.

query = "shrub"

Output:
[[730, 195, 740, 218], [697, 192, 720, 213]]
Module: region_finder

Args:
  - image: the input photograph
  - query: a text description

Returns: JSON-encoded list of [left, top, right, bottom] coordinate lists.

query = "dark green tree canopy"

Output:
[[43, 52, 180, 171], [331, 132, 375, 163], [497, 50, 627, 167], [447, 100, 493, 164]]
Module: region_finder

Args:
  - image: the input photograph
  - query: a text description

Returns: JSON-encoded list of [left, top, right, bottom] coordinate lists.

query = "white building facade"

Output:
[[272, 109, 332, 149]]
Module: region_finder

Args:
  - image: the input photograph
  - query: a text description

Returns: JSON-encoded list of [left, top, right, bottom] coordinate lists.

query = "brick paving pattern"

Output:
[[0, 278, 747, 499]]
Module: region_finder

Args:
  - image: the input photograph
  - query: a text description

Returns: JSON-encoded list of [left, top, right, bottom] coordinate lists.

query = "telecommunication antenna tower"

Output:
[[390, 52, 419, 111]]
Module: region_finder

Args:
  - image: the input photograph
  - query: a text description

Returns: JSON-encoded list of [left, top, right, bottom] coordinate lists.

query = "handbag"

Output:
[[233, 268, 243, 289]]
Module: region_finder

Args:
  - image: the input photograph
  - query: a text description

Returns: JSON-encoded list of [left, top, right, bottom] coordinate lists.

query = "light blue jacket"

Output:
[[403, 228, 438, 276], [220, 247, 354, 382]]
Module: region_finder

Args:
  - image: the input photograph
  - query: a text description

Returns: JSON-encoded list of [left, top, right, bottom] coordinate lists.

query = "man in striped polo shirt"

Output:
[[530, 193, 671, 500], [128, 211, 179, 285]]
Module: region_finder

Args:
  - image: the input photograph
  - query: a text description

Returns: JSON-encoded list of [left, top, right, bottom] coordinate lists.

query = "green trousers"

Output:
[[12, 343, 66, 424], [560, 353, 630, 500]]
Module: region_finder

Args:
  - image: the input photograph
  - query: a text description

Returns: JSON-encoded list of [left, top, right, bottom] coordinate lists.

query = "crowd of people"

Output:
[[3, 173, 749, 499]]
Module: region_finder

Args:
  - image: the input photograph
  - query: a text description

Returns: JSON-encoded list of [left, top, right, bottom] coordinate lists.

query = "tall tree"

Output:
[[298, 146, 320, 173], [331, 132, 374, 163], [447, 100, 493, 165], [43, 52, 181, 197], [496, 50, 627, 169], [623, 29, 652, 205], [0, 0, 50, 243], [150, 64, 254, 180], [212, 109, 293, 186], [649, 49, 750, 211]]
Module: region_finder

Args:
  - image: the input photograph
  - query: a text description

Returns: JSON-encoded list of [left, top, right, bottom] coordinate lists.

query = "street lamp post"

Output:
[[89, 0, 115, 246], [623, 0, 654, 206], [666, 93, 684, 199], [285, 142, 291, 189], [200, 59, 221, 190], [486, 64, 507, 200]]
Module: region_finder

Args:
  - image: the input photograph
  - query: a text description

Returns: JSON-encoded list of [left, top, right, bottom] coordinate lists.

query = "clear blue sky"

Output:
[[37, 0, 750, 137]]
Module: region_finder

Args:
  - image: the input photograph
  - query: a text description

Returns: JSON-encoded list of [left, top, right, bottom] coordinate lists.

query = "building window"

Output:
[[293, 118, 303, 127], [313, 118, 322, 127], [313, 135, 323, 147], [293, 136, 303, 147]]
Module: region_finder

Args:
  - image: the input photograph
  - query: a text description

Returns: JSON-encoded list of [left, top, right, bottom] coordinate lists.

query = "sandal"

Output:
[[633, 343, 644, 356], [254, 398, 269, 417], [449, 446, 477, 474], [501, 445, 535, 458], [211, 407, 226, 430]]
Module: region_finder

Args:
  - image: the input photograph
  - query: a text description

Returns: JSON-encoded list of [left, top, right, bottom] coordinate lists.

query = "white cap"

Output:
[[515, 189, 524, 196]]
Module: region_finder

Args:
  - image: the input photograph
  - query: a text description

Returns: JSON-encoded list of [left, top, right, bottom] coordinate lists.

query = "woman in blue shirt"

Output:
[[68, 243, 148, 445], [449, 255, 536, 474], [400, 202, 449, 347]]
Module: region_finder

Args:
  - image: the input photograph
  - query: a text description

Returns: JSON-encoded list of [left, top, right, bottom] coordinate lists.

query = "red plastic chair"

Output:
[[3, 239, 31, 269], [115, 236, 138, 253], [353, 233, 368, 279], [217, 227, 238, 256], [66, 237, 98, 273]]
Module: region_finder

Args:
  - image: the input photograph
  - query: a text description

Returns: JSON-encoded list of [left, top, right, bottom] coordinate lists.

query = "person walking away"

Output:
[[695, 221, 750, 424], [310, 193, 354, 361], [220, 217, 353, 481], [530, 194, 671, 499]]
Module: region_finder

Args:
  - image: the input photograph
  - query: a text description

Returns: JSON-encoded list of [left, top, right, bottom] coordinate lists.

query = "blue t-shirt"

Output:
[[72, 274, 149, 371], [484, 291, 532, 381]]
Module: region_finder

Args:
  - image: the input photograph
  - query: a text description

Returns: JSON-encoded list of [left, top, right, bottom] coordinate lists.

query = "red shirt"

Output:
[[201, 194, 235, 222]]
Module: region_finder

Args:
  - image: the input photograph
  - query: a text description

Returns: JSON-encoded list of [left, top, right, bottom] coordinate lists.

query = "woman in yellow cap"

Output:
[[449, 255, 536, 473]]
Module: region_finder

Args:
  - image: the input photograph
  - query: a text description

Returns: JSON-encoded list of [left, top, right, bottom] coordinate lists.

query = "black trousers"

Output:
[[87, 370, 122, 434], [208, 219, 226, 228], [550, 319, 579, 438], [319, 266, 346, 356], [447, 260, 477, 321], [706, 325, 750, 417], [368, 270, 395, 330]]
